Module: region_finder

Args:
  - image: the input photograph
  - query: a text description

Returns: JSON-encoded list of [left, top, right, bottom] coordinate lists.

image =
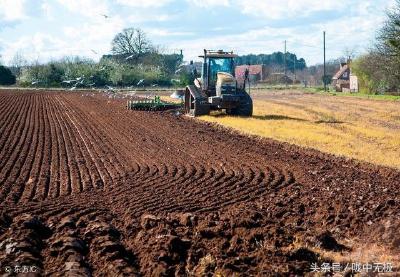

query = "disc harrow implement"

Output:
[[127, 96, 181, 111]]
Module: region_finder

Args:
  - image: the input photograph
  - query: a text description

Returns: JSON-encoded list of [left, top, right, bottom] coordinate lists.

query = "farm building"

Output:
[[184, 61, 202, 75], [235, 64, 268, 83], [263, 72, 294, 85], [332, 61, 358, 92]]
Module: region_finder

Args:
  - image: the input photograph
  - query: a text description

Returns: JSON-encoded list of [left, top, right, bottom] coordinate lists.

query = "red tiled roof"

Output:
[[333, 64, 349, 80]]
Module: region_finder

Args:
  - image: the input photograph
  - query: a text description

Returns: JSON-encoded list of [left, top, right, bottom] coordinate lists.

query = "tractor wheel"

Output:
[[185, 86, 210, 116], [184, 88, 192, 114], [228, 92, 253, 117]]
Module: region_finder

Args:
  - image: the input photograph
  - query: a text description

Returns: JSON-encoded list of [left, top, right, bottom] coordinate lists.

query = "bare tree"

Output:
[[10, 52, 28, 79], [342, 47, 358, 60], [111, 28, 152, 59]]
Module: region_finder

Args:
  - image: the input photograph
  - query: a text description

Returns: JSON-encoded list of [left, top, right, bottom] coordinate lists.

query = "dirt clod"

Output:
[[316, 231, 349, 252]]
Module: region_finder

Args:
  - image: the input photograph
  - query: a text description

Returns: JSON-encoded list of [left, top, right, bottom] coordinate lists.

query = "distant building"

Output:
[[332, 60, 358, 92], [235, 65, 268, 83], [264, 72, 293, 85], [350, 75, 359, 92], [184, 61, 202, 75]]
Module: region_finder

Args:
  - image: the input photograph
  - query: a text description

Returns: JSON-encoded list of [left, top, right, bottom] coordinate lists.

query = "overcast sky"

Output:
[[0, 0, 396, 66]]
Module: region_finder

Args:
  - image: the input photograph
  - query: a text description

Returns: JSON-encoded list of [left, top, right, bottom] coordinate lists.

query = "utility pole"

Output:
[[293, 56, 296, 82], [284, 40, 287, 87], [323, 31, 327, 92]]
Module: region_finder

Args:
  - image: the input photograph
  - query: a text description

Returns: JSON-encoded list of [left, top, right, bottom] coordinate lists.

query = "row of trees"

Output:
[[11, 28, 189, 88], [11, 28, 310, 89], [2, 26, 350, 89], [0, 65, 16, 85], [18, 55, 184, 88], [351, 0, 400, 94], [0, 56, 16, 85], [236, 52, 307, 72], [4, 4, 400, 93]]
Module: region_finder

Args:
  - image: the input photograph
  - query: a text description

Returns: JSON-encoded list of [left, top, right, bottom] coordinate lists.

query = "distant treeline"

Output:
[[1, 27, 192, 88], [1, 27, 316, 88], [3, 52, 308, 88], [3, 53, 193, 88], [11, 53, 187, 88], [0, 65, 16, 85], [236, 52, 307, 72], [1, 27, 315, 88]]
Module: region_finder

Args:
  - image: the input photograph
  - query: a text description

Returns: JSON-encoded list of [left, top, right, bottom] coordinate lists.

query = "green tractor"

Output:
[[185, 49, 253, 117]]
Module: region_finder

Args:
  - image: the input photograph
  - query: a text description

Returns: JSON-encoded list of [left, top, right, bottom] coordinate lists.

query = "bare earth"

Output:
[[0, 90, 399, 276]]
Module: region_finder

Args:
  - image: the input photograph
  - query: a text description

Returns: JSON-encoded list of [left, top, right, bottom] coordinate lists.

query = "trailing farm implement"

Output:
[[127, 96, 182, 111]]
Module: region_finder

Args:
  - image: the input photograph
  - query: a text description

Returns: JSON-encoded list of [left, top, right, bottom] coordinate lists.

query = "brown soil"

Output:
[[0, 90, 399, 276]]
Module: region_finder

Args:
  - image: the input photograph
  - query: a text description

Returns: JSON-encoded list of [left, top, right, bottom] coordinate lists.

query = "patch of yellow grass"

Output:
[[286, 235, 399, 275], [316, 243, 399, 266], [200, 92, 400, 169]]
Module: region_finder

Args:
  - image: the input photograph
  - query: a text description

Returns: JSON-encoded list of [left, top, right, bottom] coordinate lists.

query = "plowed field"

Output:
[[0, 90, 399, 276]]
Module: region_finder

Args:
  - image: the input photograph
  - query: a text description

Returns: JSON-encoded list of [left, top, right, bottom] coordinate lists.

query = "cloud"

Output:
[[312, 12, 386, 56], [1, 33, 67, 63], [116, 0, 173, 8], [169, 26, 291, 64], [190, 0, 230, 7], [234, 0, 345, 19], [146, 28, 195, 37], [0, 0, 27, 21], [41, 0, 54, 20], [127, 13, 173, 24], [0, 42, 4, 61], [56, 0, 109, 18], [170, 9, 386, 66], [172, 0, 394, 64], [1, 14, 124, 64], [0, 0, 396, 66], [61, 16, 125, 57]]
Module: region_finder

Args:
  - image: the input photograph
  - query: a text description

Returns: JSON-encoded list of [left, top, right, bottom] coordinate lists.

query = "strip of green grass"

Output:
[[304, 87, 400, 101]]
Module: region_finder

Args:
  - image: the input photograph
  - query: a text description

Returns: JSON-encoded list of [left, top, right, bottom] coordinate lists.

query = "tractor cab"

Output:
[[199, 50, 237, 95]]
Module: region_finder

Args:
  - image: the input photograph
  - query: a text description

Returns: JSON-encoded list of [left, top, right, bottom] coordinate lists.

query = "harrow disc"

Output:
[[127, 98, 181, 112]]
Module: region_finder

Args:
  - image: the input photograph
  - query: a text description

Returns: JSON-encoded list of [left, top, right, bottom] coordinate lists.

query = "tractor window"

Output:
[[209, 58, 234, 85]]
